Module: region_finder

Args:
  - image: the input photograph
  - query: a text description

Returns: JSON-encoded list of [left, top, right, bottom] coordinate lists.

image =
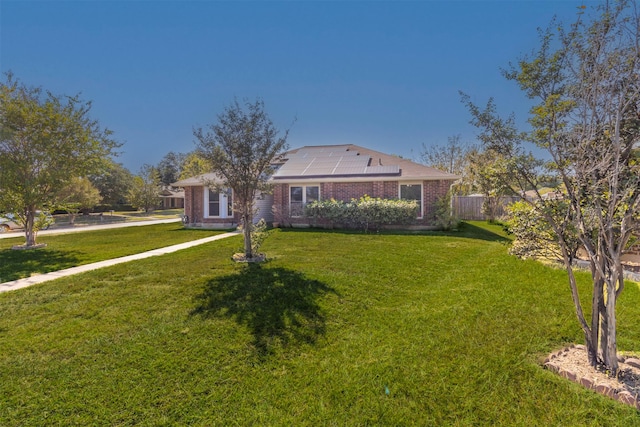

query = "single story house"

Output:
[[159, 187, 185, 209], [172, 144, 459, 229]]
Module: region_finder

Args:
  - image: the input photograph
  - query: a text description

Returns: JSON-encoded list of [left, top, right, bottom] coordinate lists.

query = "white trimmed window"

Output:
[[399, 183, 423, 218], [205, 188, 233, 218], [290, 185, 320, 217]]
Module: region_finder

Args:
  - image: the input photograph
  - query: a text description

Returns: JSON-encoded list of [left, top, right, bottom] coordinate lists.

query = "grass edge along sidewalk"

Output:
[[0, 231, 240, 293]]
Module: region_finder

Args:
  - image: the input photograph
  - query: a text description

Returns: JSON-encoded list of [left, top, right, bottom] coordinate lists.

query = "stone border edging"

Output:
[[544, 344, 640, 409]]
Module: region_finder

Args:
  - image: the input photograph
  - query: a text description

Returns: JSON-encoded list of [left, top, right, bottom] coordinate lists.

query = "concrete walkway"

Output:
[[0, 230, 240, 293]]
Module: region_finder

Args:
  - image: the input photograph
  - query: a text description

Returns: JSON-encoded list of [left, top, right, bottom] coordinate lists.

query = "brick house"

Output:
[[172, 173, 240, 229], [159, 187, 185, 209], [173, 144, 459, 229]]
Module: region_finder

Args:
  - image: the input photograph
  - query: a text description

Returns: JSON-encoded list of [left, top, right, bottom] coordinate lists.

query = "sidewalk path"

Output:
[[0, 230, 240, 293], [0, 218, 182, 240]]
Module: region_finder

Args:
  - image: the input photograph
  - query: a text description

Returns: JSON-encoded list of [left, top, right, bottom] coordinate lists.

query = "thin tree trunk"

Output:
[[591, 269, 604, 367], [24, 210, 36, 247], [560, 243, 597, 365], [243, 202, 253, 259], [603, 276, 619, 374]]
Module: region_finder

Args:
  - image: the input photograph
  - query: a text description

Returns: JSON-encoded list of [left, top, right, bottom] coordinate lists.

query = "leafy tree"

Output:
[[157, 151, 186, 186], [463, 1, 640, 374], [504, 199, 580, 261], [88, 159, 133, 206], [56, 177, 102, 224], [467, 147, 515, 221], [128, 164, 162, 212], [194, 98, 291, 259], [179, 151, 213, 180], [0, 73, 118, 247]]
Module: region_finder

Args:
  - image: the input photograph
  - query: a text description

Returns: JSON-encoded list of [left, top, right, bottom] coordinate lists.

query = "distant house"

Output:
[[173, 144, 459, 229], [159, 187, 185, 209]]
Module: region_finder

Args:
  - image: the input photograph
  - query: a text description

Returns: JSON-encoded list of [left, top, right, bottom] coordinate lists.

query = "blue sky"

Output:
[[1, 0, 593, 173]]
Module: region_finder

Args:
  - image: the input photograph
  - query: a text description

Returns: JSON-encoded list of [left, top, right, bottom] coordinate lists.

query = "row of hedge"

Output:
[[304, 196, 418, 232]]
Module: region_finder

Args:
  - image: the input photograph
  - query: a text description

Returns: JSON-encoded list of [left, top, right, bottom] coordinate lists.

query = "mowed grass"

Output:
[[0, 223, 224, 283], [1, 223, 640, 425]]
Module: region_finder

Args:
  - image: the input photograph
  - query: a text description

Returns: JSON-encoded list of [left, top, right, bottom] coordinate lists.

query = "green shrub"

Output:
[[305, 196, 417, 231], [250, 218, 271, 256], [503, 199, 578, 261], [431, 192, 461, 231]]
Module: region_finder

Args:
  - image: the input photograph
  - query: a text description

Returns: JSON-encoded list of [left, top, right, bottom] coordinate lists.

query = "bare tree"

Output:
[[194, 98, 291, 259], [420, 134, 475, 194], [420, 134, 469, 174], [463, 1, 640, 375]]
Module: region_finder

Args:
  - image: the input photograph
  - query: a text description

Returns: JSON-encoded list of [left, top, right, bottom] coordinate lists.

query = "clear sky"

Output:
[[1, 0, 594, 173]]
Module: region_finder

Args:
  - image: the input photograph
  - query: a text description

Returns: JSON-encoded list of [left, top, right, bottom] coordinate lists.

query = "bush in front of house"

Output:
[[305, 196, 418, 231], [431, 192, 461, 231]]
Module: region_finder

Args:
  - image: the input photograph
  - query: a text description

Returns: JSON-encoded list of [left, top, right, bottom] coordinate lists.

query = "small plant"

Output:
[[250, 218, 270, 256], [432, 192, 460, 231], [33, 211, 54, 232], [233, 218, 271, 262]]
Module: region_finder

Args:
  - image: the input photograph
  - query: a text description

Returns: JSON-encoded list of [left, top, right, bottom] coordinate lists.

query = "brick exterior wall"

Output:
[[183, 186, 240, 229], [272, 179, 455, 228], [423, 180, 453, 220], [331, 182, 374, 201]]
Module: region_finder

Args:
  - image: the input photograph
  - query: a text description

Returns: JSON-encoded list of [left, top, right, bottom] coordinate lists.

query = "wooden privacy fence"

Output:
[[452, 196, 522, 221]]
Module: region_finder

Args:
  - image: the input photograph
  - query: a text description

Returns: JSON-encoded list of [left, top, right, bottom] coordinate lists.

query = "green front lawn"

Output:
[[48, 209, 183, 227], [1, 223, 639, 425], [0, 223, 223, 283]]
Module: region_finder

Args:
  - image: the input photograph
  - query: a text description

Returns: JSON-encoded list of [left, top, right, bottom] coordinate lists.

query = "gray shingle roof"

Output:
[[172, 144, 460, 187], [272, 144, 459, 181]]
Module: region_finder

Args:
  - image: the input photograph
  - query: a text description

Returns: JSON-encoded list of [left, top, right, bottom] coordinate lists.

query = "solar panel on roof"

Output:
[[273, 147, 401, 177], [365, 165, 400, 174]]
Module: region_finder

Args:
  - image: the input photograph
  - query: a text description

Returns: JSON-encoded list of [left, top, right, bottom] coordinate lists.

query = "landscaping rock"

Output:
[[545, 345, 640, 409], [616, 391, 636, 406], [594, 383, 616, 398], [580, 377, 593, 389]]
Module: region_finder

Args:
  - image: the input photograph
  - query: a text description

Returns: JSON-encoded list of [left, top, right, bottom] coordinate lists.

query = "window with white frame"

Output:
[[205, 188, 233, 218], [400, 183, 423, 218], [290, 185, 319, 217]]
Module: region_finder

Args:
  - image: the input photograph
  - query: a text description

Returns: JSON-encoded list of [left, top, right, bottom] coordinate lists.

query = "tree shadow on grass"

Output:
[[277, 221, 511, 243], [448, 222, 511, 243], [192, 264, 339, 359], [0, 248, 82, 283]]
